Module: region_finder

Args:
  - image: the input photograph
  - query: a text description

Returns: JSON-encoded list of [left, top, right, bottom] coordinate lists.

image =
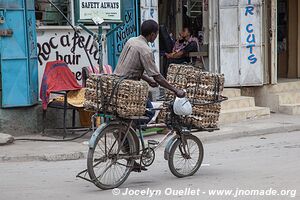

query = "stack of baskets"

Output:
[[160, 64, 225, 129], [84, 74, 149, 118]]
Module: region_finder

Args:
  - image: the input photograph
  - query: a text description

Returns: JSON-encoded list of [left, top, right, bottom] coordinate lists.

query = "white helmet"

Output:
[[173, 97, 193, 116]]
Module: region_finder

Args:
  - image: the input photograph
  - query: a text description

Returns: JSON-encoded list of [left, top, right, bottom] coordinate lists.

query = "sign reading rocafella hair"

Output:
[[79, 0, 121, 20], [37, 28, 99, 95]]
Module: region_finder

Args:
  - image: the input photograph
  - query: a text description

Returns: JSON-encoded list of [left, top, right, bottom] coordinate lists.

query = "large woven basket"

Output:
[[84, 74, 149, 118], [160, 64, 225, 129]]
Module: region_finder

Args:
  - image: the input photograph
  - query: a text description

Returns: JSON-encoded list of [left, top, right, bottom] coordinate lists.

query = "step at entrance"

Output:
[[220, 89, 270, 124], [255, 80, 300, 115]]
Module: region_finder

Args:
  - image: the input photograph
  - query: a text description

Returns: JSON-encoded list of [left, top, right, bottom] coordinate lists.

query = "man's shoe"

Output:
[[131, 161, 147, 172]]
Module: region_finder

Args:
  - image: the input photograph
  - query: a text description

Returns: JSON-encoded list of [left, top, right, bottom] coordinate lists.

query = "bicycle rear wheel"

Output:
[[87, 123, 137, 190], [168, 134, 204, 178]]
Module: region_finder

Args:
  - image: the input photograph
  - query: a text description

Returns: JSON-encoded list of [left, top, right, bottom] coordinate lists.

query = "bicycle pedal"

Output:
[[147, 140, 159, 146]]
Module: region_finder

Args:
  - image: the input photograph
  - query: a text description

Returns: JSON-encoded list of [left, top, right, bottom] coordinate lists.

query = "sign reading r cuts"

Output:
[[245, 0, 257, 65]]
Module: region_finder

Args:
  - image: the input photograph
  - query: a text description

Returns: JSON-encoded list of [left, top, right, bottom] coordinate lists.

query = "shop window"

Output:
[[35, 0, 71, 26]]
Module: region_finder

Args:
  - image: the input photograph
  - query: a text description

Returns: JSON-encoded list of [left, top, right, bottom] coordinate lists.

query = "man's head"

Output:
[[141, 20, 159, 43], [180, 27, 193, 39]]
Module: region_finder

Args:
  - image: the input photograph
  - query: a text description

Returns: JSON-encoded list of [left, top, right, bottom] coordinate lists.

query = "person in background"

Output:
[[165, 27, 199, 65]]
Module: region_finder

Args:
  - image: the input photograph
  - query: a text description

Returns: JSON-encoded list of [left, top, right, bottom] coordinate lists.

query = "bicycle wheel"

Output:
[[87, 123, 137, 190], [168, 134, 204, 178]]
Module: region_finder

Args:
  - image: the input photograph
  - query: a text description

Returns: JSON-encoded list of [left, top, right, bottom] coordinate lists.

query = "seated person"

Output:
[[165, 27, 199, 64]]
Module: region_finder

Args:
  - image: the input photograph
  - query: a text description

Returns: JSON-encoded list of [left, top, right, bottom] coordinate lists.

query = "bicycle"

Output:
[[77, 95, 227, 190]]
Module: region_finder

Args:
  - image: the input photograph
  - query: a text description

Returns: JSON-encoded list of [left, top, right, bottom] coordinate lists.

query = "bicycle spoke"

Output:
[[189, 146, 198, 155], [107, 139, 118, 154], [174, 157, 186, 167], [96, 161, 114, 181], [94, 156, 106, 163], [87, 123, 136, 189], [116, 161, 132, 168], [114, 164, 123, 178], [95, 144, 106, 155], [171, 138, 202, 176], [93, 157, 107, 168]]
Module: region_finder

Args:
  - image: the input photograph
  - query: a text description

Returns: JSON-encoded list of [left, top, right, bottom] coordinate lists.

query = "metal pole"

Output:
[[98, 25, 104, 73]]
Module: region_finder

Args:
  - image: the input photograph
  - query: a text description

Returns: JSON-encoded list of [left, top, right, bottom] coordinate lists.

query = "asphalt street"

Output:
[[1, 131, 300, 200]]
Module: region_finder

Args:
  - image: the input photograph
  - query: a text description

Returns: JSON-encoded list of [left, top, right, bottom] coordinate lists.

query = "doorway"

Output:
[[157, 0, 205, 76], [277, 0, 300, 79]]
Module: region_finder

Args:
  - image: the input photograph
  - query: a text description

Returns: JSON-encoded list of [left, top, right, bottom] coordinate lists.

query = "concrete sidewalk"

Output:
[[197, 113, 300, 142], [0, 135, 87, 162], [1, 113, 300, 163]]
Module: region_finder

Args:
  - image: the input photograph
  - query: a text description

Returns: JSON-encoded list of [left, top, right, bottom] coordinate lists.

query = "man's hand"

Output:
[[153, 74, 186, 98], [165, 53, 172, 59], [175, 89, 186, 98], [148, 81, 159, 88]]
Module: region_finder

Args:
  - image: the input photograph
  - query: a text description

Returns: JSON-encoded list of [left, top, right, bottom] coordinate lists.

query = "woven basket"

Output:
[[84, 74, 149, 118], [160, 64, 225, 129]]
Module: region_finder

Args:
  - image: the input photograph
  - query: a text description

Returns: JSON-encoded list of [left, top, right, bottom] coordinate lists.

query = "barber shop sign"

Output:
[[244, 0, 257, 65], [37, 28, 100, 93]]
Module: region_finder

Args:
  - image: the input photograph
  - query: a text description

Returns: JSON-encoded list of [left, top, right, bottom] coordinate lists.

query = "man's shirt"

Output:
[[114, 35, 160, 80]]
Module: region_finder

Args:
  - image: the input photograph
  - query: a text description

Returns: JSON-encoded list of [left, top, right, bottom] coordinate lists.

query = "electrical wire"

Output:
[[46, 0, 96, 73], [14, 128, 92, 142]]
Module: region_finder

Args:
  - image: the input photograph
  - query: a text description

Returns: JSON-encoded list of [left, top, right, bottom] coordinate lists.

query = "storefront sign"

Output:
[[116, 10, 136, 53], [245, 0, 257, 64], [37, 28, 99, 93], [79, 0, 121, 21]]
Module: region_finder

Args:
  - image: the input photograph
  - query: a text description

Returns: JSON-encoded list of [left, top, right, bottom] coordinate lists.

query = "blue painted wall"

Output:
[[107, 0, 140, 69], [0, 0, 38, 107]]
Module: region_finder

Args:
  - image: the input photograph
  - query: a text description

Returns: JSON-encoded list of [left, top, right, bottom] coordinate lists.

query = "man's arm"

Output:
[[166, 41, 198, 59], [166, 51, 185, 59], [153, 74, 185, 98], [142, 74, 158, 87], [140, 52, 185, 97]]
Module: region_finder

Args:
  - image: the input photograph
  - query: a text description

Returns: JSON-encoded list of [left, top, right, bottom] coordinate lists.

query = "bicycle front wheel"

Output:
[[168, 134, 204, 178], [87, 123, 137, 190]]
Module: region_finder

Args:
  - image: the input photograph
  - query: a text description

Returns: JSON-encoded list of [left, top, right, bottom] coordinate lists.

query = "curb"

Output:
[[0, 152, 86, 163], [1, 123, 300, 163], [197, 124, 300, 143]]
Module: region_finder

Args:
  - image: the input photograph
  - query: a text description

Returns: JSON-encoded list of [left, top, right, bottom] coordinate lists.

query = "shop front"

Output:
[[0, 0, 141, 134], [35, 0, 142, 88], [35, 0, 207, 92], [211, 0, 267, 86], [209, 0, 300, 114], [210, 0, 300, 86]]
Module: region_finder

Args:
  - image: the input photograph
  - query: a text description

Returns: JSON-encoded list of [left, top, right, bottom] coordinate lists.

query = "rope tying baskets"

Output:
[[84, 74, 149, 118], [160, 64, 225, 129]]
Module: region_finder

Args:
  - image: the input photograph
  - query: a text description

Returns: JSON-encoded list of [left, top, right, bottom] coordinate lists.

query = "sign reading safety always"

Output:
[[79, 0, 121, 20]]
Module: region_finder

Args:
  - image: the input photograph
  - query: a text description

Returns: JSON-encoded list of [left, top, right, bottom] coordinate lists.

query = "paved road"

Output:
[[1, 131, 300, 200]]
